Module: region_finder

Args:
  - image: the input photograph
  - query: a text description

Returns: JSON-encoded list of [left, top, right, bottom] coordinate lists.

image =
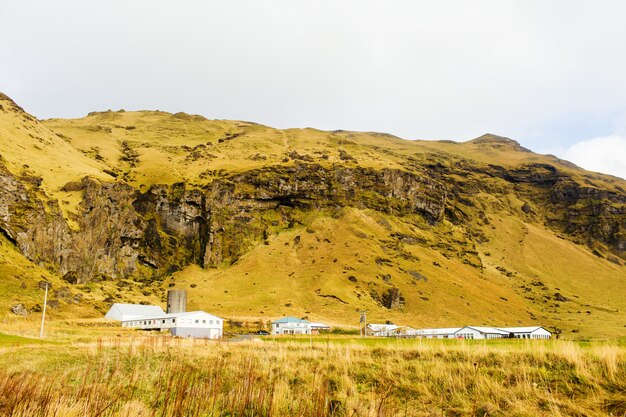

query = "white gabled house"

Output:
[[105, 303, 166, 321], [271, 317, 311, 335], [498, 326, 552, 339], [455, 326, 510, 339], [122, 311, 223, 339]]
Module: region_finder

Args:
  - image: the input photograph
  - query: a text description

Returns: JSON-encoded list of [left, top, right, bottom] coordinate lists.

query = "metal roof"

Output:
[[406, 326, 551, 335], [409, 327, 462, 335], [108, 304, 165, 316], [120, 310, 223, 322], [272, 316, 310, 324], [498, 326, 548, 333], [309, 322, 330, 328], [460, 326, 510, 335]]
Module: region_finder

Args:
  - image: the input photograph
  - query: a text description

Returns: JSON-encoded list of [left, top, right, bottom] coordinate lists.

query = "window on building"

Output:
[[195, 320, 199, 324], [202, 320, 206, 324]]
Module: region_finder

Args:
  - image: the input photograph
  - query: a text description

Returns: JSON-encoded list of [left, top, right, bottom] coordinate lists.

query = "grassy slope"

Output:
[[173, 207, 626, 337], [0, 233, 102, 324], [480, 213, 626, 337], [42, 111, 626, 198], [0, 95, 112, 227], [0, 95, 624, 338], [174, 208, 530, 325], [0, 232, 166, 328]]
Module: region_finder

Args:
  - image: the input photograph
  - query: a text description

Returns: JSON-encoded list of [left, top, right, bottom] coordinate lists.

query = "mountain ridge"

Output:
[[0, 93, 624, 337]]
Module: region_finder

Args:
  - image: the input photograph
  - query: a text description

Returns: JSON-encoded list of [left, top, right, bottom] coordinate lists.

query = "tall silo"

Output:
[[167, 289, 187, 314]]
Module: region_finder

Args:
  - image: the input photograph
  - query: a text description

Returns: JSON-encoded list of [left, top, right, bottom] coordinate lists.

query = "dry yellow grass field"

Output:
[[0, 330, 624, 417]]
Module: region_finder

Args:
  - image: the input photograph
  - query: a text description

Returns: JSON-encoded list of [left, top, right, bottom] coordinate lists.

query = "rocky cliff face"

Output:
[[0, 160, 451, 282], [550, 179, 626, 254], [466, 162, 626, 258], [0, 158, 71, 271], [1, 152, 624, 285]]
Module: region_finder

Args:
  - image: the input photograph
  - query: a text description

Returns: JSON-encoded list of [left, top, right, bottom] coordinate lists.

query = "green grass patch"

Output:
[[0, 332, 47, 346]]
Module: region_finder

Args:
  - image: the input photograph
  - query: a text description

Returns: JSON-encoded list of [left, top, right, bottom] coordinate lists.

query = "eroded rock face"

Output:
[[224, 164, 447, 221], [0, 161, 448, 282], [0, 160, 72, 271], [550, 178, 626, 255], [0, 154, 624, 283], [473, 163, 626, 258], [199, 164, 448, 266]]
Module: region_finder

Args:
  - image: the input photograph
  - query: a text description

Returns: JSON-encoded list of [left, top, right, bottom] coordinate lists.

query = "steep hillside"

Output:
[[0, 93, 624, 337]]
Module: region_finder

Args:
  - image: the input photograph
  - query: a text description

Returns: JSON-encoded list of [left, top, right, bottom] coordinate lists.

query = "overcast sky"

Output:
[[1, 1, 625, 179]]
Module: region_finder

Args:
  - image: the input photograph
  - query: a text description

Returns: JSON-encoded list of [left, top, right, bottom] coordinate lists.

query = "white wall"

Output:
[[454, 328, 506, 340], [455, 327, 484, 339], [530, 328, 551, 339], [122, 311, 223, 339]]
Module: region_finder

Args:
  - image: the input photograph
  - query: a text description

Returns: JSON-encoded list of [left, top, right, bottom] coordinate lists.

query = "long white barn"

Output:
[[381, 325, 552, 340], [499, 326, 552, 339], [404, 327, 461, 338], [122, 311, 223, 339]]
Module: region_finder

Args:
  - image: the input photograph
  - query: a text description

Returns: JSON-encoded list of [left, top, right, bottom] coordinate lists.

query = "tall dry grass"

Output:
[[0, 337, 624, 416]]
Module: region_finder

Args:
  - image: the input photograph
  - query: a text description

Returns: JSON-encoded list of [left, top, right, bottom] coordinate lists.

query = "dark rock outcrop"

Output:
[[10, 304, 28, 316]]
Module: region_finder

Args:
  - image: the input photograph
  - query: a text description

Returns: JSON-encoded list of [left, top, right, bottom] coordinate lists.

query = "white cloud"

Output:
[[562, 135, 626, 180]]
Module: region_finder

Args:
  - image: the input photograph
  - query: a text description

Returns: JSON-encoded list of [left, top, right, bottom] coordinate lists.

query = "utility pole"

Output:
[[39, 282, 49, 338], [359, 310, 367, 337]]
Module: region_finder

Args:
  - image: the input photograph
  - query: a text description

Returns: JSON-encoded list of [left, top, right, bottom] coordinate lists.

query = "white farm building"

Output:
[[271, 317, 312, 335], [105, 303, 165, 321], [453, 326, 552, 340], [309, 322, 331, 334], [122, 311, 223, 339], [455, 326, 511, 339], [366, 324, 399, 337], [373, 325, 552, 340], [404, 327, 461, 339], [499, 327, 552, 339]]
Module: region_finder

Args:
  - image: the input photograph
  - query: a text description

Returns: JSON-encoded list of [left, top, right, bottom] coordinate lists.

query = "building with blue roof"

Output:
[[271, 316, 312, 335]]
